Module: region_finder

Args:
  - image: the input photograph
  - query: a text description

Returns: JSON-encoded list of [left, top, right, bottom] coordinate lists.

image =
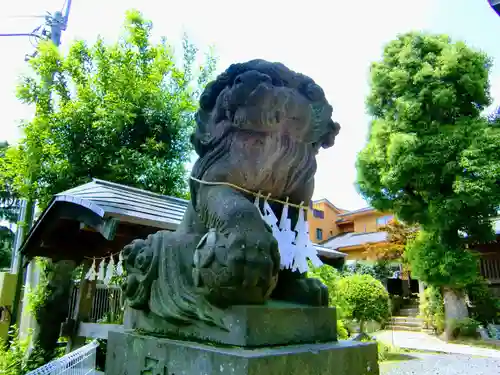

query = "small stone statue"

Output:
[[121, 60, 340, 330]]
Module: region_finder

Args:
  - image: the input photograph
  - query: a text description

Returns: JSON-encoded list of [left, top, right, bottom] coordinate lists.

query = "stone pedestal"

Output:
[[107, 304, 379, 375], [106, 331, 378, 375]]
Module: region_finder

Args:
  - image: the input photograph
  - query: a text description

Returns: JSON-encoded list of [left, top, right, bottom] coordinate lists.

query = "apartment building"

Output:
[[308, 201, 393, 261]]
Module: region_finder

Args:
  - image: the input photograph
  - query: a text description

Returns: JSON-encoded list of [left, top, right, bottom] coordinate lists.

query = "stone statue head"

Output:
[[190, 60, 340, 203]]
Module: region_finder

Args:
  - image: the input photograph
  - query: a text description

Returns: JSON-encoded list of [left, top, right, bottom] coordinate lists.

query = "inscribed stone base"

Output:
[[124, 301, 337, 347], [106, 331, 379, 375]]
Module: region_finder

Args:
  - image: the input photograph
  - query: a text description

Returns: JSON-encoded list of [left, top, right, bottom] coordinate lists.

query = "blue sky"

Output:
[[1, 0, 499, 210]]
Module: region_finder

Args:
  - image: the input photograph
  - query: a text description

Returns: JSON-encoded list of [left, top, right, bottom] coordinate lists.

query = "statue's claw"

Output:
[[193, 229, 280, 305]]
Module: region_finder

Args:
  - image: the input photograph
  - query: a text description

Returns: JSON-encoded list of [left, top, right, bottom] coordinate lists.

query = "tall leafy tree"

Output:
[[1, 9, 216, 365], [3, 9, 216, 210], [356, 32, 500, 337]]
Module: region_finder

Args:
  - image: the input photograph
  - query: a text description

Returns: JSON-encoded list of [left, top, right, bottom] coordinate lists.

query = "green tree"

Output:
[[356, 32, 500, 338], [1, 9, 216, 365], [3, 9, 216, 209]]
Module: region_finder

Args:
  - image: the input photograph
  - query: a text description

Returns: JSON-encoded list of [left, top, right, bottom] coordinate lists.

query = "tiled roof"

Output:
[[321, 231, 388, 250]]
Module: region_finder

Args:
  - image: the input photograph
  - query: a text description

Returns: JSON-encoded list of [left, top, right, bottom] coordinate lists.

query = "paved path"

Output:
[[374, 330, 500, 358], [381, 352, 500, 375]]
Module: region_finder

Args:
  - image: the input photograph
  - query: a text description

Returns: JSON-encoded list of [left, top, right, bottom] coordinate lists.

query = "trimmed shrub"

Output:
[[336, 274, 390, 332]]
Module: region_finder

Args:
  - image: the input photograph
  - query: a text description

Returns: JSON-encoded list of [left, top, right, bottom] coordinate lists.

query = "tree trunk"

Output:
[[442, 287, 468, 341], [28, 260, 76, 366]]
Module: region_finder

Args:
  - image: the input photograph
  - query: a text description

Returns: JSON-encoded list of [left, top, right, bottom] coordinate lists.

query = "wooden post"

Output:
[[65, 260, 96, 352]]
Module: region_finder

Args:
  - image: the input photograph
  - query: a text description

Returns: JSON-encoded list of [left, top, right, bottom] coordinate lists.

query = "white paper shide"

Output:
[[255, 196, 323, 273], [84, 252, 124, 285]]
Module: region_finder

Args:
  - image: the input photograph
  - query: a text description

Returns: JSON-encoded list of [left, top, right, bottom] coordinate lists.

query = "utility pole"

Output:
[[8, 0, 73, 329]]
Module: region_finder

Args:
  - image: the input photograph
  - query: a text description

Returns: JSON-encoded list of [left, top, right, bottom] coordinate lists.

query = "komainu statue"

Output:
[[121, 59, 341, 330]]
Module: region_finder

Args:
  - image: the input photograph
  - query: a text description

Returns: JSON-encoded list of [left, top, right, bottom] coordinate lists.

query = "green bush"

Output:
[[336, 274, 390, 332], [420, 286, 445, 334], [450, 318, 480, 338]]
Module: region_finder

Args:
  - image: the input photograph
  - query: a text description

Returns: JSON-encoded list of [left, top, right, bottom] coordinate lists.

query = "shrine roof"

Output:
[[20, 179, 189, 261]]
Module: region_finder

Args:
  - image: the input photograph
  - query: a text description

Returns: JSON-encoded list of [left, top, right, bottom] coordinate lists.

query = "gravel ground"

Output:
[[380, 352, 500, 375]]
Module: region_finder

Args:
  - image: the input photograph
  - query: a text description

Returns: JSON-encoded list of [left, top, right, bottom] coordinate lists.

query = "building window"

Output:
[[376, 215, 394, 227], [313, 209, 324, 219], [316, 228, 323, 241]]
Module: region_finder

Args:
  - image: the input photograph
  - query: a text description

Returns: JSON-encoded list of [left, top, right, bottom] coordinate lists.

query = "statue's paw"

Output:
[[193, 229, 280, 305], [225, 230, 280, 290], [274, 276, 329, 307]]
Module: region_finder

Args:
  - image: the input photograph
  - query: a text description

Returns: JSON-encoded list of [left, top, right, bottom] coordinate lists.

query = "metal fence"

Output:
[[67, 283, 123, 323], [26, 340, 99, 375]]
